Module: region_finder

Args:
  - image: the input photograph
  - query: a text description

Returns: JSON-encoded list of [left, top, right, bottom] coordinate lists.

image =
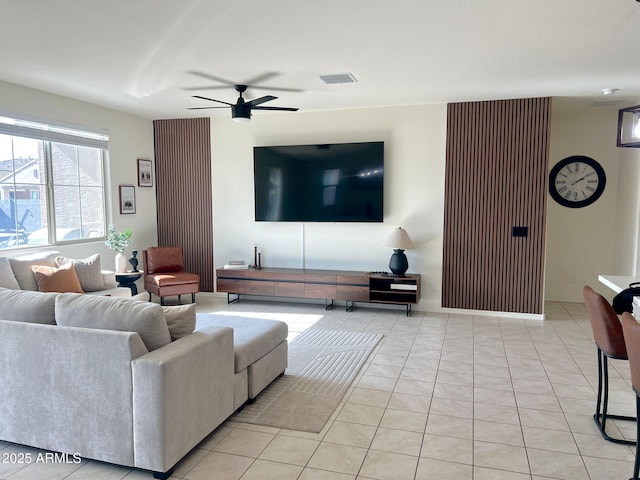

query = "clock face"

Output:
[[549, 156, 606, 208]]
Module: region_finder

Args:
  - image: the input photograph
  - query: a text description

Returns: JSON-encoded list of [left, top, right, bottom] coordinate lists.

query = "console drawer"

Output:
[[217, 278, 244, 293]]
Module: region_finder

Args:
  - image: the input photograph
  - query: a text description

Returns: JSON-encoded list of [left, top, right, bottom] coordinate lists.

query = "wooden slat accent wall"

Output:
[[152, 118, 214, 292], [442, 98, 550, 314]]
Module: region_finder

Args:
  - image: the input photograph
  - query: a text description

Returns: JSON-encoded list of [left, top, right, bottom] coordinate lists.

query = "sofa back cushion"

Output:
[[0, 288, 58, 324], [0, 257, 20, 290], [8, 251, 59, 290], [55, 254, 105, 292], [55, 293, 171, 351]]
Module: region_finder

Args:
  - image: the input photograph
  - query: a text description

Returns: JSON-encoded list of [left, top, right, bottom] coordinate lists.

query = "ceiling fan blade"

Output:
[[249, 85, 304, 93], [252, 106, 299, 112], [246, 95, 277, 107], [243, 72, 281, 86], [187, 71, 236, 86], [192, 95, 234, 106], [183, 85, 233, 91], [187, 106, 229, 110]]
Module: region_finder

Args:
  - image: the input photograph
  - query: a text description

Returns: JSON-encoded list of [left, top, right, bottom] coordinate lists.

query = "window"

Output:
[[0, 115, 108, 250]]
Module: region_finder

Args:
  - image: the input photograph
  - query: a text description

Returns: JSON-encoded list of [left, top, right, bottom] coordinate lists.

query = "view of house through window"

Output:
[[0, 116, 108, 250]]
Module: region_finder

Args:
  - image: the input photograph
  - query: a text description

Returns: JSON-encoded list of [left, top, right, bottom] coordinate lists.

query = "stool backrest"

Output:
[[621, 312, 640, 394], [583, 285, 627, 359]]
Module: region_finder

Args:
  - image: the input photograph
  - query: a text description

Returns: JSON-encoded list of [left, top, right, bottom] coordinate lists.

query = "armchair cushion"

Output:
[[148, 272, 200, 287], [145, 246, 185, 274]]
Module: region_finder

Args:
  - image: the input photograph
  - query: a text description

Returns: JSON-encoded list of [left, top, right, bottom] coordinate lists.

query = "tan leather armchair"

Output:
[[143, 246, 199, 305]]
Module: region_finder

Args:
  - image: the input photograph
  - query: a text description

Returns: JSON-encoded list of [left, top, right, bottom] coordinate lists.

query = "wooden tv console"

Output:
[[216, 267, 421, 316]]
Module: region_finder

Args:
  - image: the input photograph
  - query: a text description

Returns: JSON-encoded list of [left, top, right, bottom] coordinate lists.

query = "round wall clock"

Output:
[[549, 155, 606, 208]]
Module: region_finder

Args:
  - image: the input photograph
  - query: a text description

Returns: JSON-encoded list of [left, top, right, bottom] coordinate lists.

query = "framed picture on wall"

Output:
[[119, 185, 136, 214], [137, 159, 153, 187]]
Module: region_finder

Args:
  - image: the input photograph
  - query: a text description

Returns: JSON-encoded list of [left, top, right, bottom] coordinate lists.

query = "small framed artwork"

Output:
[[119, 185, 136, 214], [137, 158, 153, 187]]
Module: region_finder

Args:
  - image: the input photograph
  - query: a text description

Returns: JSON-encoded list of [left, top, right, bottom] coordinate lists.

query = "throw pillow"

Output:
[[162, 303, 196, 341], [8, 251, 59, 290], [0, 257, 20, 289], [32, 265, 84, 293], [0, 288, 58, 324], [55, 254, 105, 292], [55, 293, 171, 351]]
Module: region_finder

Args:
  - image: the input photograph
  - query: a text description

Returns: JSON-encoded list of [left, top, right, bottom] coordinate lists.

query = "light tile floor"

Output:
[[1, 297, 638, 480]]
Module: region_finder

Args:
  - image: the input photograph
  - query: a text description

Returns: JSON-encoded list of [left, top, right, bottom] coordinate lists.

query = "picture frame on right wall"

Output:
[[137, 158, 153, 187]]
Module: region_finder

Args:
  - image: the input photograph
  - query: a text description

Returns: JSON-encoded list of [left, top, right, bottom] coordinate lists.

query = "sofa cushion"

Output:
[[0, 288, 58, 324], [32, 265, 84, 293], [0, 257, 20, 289], [55, 293, 171, 351], [9, 251, 59, 290], [162, 303, 196, 341], [55, 254, 105, 292], [196, 314, 288, 372]]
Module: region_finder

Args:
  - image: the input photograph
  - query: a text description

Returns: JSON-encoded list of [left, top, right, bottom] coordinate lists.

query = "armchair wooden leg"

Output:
[[191, 293, 196, 303]]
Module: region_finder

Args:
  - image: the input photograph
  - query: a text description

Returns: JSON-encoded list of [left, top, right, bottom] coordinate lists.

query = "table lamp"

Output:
[[383, 227, 414, 276]]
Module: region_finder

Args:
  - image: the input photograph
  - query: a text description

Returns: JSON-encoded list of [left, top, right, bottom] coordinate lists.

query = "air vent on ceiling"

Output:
[[317, 73, 357, 85], [591, 100, 625, 107]]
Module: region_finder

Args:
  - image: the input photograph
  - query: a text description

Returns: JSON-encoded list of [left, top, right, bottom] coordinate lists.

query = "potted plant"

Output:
[[105, 224, 132, 273]]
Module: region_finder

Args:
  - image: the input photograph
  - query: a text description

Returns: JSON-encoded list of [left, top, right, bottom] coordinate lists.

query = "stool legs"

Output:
[[594, 347, 636, 446]]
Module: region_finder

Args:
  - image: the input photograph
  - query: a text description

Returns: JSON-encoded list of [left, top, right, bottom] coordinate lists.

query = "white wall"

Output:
[[211, 105, 447, 311], [545, 100, 638, 302], [0, 81, 157, 266]]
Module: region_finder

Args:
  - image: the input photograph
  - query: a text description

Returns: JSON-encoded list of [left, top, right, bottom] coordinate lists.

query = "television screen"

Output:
[[254, 141, 384, 222]]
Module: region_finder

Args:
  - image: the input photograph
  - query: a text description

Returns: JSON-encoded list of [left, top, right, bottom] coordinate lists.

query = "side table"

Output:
[[115, 271, 143, 295]]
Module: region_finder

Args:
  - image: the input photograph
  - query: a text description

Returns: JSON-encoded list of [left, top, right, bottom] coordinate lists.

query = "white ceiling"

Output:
[[1, 0, 639, 120]]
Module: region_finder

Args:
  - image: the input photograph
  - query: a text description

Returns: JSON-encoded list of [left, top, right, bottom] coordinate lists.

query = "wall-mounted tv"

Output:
[[254, 141, 384, 222]]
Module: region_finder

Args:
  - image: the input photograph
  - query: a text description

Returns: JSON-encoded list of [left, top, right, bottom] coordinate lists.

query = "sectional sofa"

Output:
[[0, 252, 288, 479]]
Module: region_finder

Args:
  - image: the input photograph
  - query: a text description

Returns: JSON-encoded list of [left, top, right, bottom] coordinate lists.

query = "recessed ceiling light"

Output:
[[602, 88, 619, 95]]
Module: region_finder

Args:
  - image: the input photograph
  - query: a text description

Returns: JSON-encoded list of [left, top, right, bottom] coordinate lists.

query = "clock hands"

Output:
[[571, 175, 587, 186]]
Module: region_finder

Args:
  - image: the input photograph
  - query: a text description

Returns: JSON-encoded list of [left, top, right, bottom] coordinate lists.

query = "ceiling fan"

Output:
[[188, 85, 299, 123], [185, 71, 300, 123]]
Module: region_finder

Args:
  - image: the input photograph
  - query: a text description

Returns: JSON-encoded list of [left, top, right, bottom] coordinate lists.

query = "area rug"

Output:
[[233, 328, 383, 433]]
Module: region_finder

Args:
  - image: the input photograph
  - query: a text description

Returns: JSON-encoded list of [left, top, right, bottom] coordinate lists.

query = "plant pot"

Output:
[[115, 253, 127, 273]]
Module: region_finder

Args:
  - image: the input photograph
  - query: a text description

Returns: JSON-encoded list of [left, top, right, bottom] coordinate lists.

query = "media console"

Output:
[[216, 267, 421, 316]]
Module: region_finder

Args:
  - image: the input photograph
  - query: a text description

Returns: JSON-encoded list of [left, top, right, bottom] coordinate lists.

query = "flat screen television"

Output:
[[254, 141, 384, 222]]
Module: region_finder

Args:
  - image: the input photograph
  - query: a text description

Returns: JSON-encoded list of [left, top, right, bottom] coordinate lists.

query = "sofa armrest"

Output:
[[131, 326, 235, 473], [101, 270, 117, 289]]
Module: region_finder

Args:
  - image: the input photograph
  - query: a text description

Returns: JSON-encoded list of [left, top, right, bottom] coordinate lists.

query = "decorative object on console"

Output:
[[383, 227, 414, 276], [252, 245, 263, 269], [617, 104, 640, 148], [105, 224, 132, 273]]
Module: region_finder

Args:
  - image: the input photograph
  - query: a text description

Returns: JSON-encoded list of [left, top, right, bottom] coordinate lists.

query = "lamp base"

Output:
[[388, 249, 408, 276]]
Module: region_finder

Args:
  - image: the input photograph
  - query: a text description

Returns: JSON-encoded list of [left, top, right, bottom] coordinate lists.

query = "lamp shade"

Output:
[[383, 227, 414, 250]]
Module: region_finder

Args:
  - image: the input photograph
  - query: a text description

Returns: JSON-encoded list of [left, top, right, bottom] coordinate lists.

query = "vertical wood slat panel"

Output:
[[152, 118, 214, 292], [442, 98, 550, 314]]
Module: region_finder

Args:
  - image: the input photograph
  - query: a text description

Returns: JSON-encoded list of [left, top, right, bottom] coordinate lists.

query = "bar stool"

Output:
[[583, 285, 636, 445], [619, 312, 640, 479]]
